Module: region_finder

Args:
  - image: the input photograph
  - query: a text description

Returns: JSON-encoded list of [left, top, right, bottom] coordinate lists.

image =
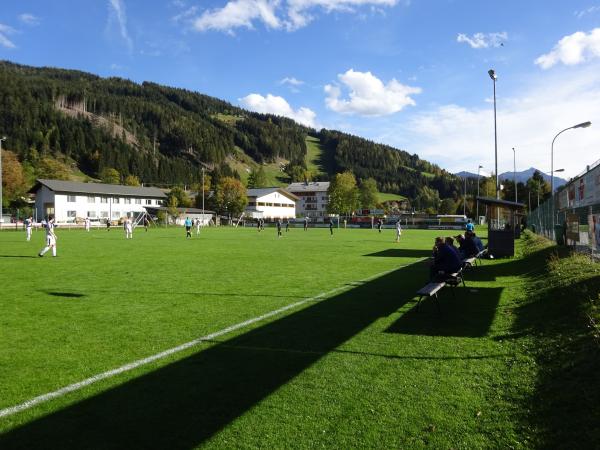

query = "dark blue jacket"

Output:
[[434, 244, 462, 273]]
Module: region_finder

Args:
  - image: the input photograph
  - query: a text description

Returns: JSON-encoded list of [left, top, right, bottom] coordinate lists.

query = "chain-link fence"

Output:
[[527, 159, 600, 260]]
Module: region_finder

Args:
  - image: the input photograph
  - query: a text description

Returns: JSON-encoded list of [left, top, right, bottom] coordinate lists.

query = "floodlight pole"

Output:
[[464, 177, 467, 216], [488, 70, 499, 201], [476, 165, 483, 223], [201, 166, 205, 225], [550, 121, 591, 235], [512, 147, 517, 203], [0, 136, 5, 226]]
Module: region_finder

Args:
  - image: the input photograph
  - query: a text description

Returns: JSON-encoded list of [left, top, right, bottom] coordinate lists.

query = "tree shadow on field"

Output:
[[364, 249, 432, 258], [0, 260, 432, 449], [386, 287, 502, 337]]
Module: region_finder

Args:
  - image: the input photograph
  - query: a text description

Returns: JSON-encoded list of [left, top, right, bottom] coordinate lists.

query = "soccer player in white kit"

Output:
[[25, 216, 33, 241], [38, 216, 57, 257], [196, 218, 201, 235], [84, 217, 91, 232], [124, 218, 133, 239], [395, 220, 402, 243]]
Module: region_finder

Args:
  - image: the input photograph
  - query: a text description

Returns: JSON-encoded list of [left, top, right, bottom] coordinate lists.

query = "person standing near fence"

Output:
[[196, 218, 201, 235], [124, 218, 133, 239], [38, 216, 57, 257], [25, 216, 33, 241], [395, 220, 402, 243], [276, 219, 282, 238], [304, 216, 309, 231], [84, 217, 91, 232]]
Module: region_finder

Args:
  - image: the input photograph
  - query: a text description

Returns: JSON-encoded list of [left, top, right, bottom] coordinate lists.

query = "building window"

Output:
[[113, 198, 120, 204], [135, 198, 141, 204], [100, 211, 109, 218], [274, 203, 281, 207], [87, 211, 97, 218], [257, 202, 266, 206], [87, 196, 95, 203], [154, 200, 161, 205], [100, 197, 108, 203], [146, 199, 152, 205], [67, 195, 76, 202], [67, 210, 76, 218], [248, 201, 256, 206], [124, 198, 131, 204], [112, 211, 120, 219]]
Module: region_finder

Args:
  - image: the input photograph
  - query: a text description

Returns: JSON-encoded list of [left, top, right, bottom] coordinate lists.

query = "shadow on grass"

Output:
[[0, 260, 431, 449], [385, 287, 502, 337], [43, 291, 86, 298], [0, 255, 39, 258], [364, 249, 432, 258], [510, 265, 600, 447]]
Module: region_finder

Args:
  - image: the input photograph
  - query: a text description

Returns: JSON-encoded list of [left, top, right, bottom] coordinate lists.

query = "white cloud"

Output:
[[575, 6, 600, 18], [535, 28, 600, 69], [324, 69, 421, 116], [456, 32, 507, 49], [18, 13, 40, 26], [189, 0, 399, 33], [0, 24, 17, 49], [285, 0, 397, 30], [239, 93, 317, 127], [107, 0, 133, 52], [382, 66, 600, 178], [193, 0, 281, 33], [279, 76, 304, 86]]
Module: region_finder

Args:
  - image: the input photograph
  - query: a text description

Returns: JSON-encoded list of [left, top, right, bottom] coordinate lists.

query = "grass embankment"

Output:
[[511, 232, 600, 447]]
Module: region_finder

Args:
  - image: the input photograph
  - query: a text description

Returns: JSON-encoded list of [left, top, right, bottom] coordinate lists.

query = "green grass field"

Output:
[[0, 226, 598, 448]]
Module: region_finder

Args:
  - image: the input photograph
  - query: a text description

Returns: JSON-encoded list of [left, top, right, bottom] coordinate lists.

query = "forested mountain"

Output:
[[0, 60, 464, 208]]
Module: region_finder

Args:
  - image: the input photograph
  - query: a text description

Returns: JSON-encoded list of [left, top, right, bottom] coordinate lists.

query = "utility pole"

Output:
[[0, 136, 6, 226]]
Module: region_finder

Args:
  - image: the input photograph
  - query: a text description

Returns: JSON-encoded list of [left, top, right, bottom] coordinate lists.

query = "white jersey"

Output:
[[45, 220, 56, 244], [25, 218, 33, 228]]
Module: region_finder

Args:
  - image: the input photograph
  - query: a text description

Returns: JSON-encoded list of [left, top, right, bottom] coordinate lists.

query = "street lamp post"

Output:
[[201, 166, 205, 226], [550, 121, 591, 233], [464, 177, 468, 216], [0, 136, 6, 226], [512, 147, 517, 203], [488, 70, 499, 200], [476, 164, 483, 223]]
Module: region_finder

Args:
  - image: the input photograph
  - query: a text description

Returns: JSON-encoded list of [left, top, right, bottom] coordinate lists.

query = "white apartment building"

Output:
[[246, 188, 298, 219], [31, 179, 167, 222], [287, 181, 330, 218]]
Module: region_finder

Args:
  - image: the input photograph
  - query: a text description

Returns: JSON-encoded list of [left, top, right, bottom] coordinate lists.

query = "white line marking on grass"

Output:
[[0, 260, 424, 419]]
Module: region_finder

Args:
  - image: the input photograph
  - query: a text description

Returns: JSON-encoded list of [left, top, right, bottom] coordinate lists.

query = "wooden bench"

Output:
[[415, 282, 446, 312], [445, 267, 466, 288], [462, 257, 476, 270], [475, 249, 487, 265]]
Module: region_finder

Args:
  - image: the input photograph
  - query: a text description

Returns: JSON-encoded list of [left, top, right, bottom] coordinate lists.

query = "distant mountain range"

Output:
[[455, 167, 567, 188]]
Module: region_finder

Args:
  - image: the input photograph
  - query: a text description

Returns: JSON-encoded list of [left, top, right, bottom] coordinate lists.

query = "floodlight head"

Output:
[[478, 165, 483, 169], [488, 69, 497, 80], [555, 168, 565, 172], [0, 136, 6, 141], [574, 121, 591, 129]]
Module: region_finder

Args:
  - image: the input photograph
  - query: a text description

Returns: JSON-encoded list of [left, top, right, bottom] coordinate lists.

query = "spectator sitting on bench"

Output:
[[445, 236, 461, 259], [466, 230, 485, 253], [456, 233, 478, 258], [430, 236, 462, 281]]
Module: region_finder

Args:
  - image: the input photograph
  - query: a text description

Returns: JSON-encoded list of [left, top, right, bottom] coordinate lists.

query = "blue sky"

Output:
[[2, 0, 600, 178]]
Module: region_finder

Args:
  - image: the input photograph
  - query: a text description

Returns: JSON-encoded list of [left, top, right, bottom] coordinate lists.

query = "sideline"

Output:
[[0, 259, 424, 419]]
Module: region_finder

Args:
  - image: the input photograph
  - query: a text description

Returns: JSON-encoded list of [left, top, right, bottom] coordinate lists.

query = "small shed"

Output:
[[477, 197, 525, 257]]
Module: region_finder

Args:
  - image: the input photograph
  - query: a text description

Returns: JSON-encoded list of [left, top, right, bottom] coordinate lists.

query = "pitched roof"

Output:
[[287, 181, 330, 192], [32, 179, 167, 198], [247, 187, 299, 201]]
